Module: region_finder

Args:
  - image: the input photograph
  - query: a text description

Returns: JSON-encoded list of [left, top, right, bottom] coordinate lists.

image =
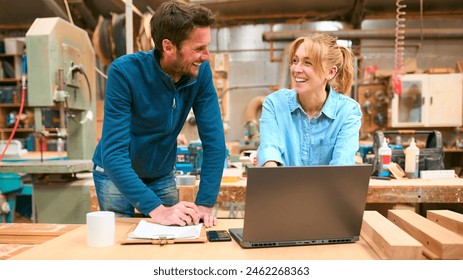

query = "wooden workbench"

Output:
[[178, 177, 463, 204], [0, 223, 79, 259], [4, 210, 463, 260], [6, 218, 380, 260]]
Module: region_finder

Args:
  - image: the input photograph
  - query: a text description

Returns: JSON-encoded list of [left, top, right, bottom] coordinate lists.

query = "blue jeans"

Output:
[[93, 165, 179, 217]]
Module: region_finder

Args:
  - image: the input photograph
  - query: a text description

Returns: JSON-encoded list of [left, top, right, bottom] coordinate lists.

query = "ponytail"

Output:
[[331, 46, 355, 95]]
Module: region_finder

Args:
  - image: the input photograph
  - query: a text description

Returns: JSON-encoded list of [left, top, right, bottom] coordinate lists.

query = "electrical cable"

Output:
[[78, 68, 94, 124], [0, 81, 26, 161], [96, 67, 108, 79], [64, 65, 94, 124], [78, 67, 93, 106], [0, 53, 28, 161]]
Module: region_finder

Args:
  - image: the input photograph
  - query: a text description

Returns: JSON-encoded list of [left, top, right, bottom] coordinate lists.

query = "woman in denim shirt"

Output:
[[258, 33, 362, 167]]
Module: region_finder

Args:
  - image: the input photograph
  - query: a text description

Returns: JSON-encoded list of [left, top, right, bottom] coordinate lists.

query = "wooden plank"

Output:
[[0, 244, 34, 260], [0, 223, 80, 258], [0, 235, 53, 244], [0, 223, 79, 244], [388, 210, 463, 259], [427, 210, 463, 237], [424, 68, 453, 74], [0, 223, 79, 235], [456, 60, 463, 73], [361, 210, 423, 259]]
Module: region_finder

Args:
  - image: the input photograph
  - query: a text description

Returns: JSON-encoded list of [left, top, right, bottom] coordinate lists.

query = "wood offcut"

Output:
[[0, 223, 79, 259], [361, 210, 423, 259], [388, 210, 463, 259]]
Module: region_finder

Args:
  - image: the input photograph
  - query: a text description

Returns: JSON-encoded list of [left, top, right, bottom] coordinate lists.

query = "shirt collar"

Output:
[[288, 86, 341, 120]]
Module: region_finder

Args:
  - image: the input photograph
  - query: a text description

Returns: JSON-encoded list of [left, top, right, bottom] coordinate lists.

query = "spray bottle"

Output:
[[378, 138, 392, 177], [405, 138, 420, 178]]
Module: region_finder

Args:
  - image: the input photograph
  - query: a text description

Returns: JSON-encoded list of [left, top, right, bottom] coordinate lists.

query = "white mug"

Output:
[[86, 211, 115, 247]]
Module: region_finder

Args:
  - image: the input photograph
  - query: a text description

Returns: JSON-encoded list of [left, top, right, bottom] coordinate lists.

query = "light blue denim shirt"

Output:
[[257, 87, 362, 166]]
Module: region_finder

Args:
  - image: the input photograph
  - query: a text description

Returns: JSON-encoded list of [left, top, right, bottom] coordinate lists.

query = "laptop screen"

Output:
[[240, 165, 372, 245]]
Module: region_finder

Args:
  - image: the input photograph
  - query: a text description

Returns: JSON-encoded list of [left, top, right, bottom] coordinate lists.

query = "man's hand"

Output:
[[198, 205, 217, 228], [149, 201, 200, 226]]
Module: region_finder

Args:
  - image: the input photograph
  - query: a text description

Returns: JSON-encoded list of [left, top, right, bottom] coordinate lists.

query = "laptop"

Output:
[[229, 164, 372, 248]]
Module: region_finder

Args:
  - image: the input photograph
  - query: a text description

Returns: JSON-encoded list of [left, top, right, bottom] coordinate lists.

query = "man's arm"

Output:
[[192, 62, 226, 227]]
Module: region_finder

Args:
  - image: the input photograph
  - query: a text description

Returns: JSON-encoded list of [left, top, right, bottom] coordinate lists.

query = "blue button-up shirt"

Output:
[[257, 87, 362, 166]]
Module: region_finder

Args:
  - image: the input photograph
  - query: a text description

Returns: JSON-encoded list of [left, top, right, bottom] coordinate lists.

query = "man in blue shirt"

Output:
[[92, 0, 226, 227], [258, 34, 362, 167]]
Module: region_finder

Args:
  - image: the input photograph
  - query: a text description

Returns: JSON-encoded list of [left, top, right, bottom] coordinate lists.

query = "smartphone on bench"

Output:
[[206, 230, 231, 242]]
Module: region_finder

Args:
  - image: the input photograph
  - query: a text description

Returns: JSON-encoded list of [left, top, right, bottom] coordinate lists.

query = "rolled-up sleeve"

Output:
[[257, 95, 285, 166], [329, 102, 362, 165]]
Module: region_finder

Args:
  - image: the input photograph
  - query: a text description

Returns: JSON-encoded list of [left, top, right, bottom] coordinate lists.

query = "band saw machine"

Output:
[[0, 17, 96, 223]]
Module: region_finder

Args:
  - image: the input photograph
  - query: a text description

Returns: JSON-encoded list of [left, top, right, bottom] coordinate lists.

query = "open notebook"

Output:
[[229, 164, 372, 248]]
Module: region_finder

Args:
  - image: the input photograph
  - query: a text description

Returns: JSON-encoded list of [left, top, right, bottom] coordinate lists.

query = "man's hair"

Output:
[[150, 0, 215, 54]]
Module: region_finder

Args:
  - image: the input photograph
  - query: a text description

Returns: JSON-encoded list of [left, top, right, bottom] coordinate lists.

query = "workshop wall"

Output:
[[360, 18, 463, 74], [204, 18, 463, 142], [2, 16, 463, 146]]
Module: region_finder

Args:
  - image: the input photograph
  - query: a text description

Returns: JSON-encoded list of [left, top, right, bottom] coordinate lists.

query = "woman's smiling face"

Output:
[[290, 42, 326, 94]]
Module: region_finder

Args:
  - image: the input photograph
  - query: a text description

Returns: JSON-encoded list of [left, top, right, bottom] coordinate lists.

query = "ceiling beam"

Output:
[[41, 0, 69, 20], [349, 0, 366, 29], [263, 28, 463, 41], [68, 0, 98, 30]]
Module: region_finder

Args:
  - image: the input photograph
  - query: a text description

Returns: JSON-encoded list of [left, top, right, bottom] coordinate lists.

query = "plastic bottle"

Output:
[[378, 138, 392, 177], [57, 138, 64, 159], [405, 137, 420, 178]]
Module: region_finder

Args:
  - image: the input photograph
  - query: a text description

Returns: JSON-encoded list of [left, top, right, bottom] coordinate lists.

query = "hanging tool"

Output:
[[362, 100, 374, 127], [393, 0, 407, 96]]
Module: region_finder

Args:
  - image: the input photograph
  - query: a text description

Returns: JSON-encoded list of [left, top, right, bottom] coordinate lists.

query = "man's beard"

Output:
[[172, 53, 197, 79]]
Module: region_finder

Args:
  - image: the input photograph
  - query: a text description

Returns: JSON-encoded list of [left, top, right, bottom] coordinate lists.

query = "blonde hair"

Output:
[[288, 33, 355, 94]]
